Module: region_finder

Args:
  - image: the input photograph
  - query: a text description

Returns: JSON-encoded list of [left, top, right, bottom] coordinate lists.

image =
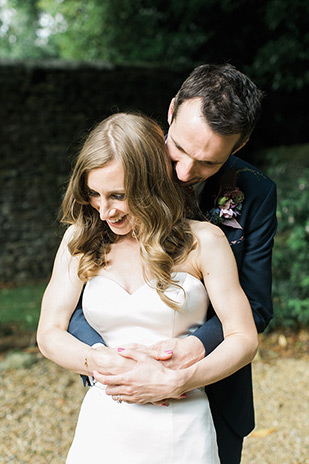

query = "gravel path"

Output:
[[0, 336, 308, 464]]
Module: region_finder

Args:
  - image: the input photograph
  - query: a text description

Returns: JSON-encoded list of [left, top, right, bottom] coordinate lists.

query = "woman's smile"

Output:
[[106, 214, 128, 226], [87, 160, 133, 236]]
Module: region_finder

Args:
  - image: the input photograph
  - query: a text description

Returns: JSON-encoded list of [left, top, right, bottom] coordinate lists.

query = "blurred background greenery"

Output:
[[0, 0, 308, 334], [1, 0, 308, 94]]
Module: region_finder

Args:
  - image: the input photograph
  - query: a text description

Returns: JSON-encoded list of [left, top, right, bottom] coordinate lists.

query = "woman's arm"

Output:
[[178, 222, 258, 390], [193, 180, 277, 355], [37, 226, 135, 376]]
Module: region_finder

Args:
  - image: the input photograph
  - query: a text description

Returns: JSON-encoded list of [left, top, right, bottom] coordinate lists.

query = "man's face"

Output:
[[166, 97, 245, 186]]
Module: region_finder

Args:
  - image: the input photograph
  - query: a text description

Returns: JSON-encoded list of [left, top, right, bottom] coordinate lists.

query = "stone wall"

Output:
[[0, 60, 187, 283], [1, 59, 307, 284]]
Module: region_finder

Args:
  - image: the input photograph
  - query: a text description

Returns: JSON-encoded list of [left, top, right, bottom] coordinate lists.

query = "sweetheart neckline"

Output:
[[89, 271, 205, 297]]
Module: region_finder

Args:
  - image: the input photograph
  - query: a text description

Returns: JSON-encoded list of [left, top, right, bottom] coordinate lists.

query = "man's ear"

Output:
[[167, 98, 175, 125], [231, 138, 249, 155]]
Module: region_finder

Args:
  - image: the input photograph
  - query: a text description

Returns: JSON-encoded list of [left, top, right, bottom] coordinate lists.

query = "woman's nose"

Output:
[[97, 199, 116, 221]]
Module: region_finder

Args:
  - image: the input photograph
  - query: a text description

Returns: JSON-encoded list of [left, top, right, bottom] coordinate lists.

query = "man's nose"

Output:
[[175, 159, 195, 183]]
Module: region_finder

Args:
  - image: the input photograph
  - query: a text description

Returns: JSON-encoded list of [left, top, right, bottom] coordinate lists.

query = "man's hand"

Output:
[[88, 345, 136, 375], [139, 336, 205, 369], [92, 349, 188, 404]]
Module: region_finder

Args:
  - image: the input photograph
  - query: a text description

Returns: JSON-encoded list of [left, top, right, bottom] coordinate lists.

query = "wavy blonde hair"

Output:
[[61, 113, 195, 309]]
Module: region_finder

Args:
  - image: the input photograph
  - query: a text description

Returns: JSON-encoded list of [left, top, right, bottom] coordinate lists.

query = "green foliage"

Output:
[[260, 145, 309, 329], [0, 0, 42, 58], [0, 282, 46, 330], [0, 0, 308, 93], [37, 0, 107, 60], [248, 0, 309, 91]]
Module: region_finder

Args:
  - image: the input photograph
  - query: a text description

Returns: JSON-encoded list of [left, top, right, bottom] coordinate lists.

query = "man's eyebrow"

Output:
[[198, 159, 224, 166], [171, 136, 223, 165], [171, 136, 186, 153]]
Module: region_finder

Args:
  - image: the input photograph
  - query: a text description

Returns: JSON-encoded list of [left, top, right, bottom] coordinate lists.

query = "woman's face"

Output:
[[86, 159, 133, 236]]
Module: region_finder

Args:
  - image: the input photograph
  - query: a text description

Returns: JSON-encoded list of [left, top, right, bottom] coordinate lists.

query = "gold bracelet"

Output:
[[84, 347, 93, 368]]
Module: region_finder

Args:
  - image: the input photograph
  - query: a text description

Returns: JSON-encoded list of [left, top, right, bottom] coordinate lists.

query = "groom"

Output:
[[69, 64, 277, 463]]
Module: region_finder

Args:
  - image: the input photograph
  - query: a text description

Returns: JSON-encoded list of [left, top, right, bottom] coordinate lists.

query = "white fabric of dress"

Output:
[[66, 272, 220, 464]]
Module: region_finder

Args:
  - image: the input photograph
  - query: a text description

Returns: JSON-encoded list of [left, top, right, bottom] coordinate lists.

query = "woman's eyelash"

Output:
[[87, 190, 125, 200], [88, 190, 98, 197]]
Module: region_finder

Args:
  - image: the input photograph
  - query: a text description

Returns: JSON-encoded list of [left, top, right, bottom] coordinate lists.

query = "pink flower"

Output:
[[209, 183, 244, 229], [219, 199, 234, 218]]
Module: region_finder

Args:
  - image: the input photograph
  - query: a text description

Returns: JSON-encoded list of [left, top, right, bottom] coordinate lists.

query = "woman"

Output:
[[37, 113, 258, 463]]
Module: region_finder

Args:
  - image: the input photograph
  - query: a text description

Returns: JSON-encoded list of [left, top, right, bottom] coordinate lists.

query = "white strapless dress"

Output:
[[66, 272, 219, 464]]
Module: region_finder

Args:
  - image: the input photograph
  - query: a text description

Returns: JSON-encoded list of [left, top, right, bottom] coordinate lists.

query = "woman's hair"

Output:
[[61, 113, 195, 309]]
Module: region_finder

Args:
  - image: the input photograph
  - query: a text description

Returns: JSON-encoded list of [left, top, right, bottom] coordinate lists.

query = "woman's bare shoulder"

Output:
[[189, 219, 226, 242], [61, 224, 78, 243], [187, 220, 234, 278], [55, 225, 80, 262]]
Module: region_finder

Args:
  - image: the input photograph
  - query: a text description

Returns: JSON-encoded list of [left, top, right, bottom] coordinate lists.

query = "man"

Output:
[[69, 63, 277, 463]]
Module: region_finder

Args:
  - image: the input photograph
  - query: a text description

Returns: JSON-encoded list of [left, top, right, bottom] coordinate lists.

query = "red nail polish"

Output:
[[118, 347, 125, 352], [180, 394, 187, 398], [162, 403, 167, 406], [165, 350, 173, 354]]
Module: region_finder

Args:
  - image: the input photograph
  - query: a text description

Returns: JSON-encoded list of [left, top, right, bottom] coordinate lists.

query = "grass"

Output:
[[0, 282, 47, 332]]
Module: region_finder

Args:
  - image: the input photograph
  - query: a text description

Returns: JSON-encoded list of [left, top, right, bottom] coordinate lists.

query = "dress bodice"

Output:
[[68, 272, 220, 464], [83, 272, 209, 347]]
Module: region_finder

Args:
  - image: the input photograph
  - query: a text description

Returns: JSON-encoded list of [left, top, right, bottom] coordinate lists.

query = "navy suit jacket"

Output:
[[68, 154, 277, 438]]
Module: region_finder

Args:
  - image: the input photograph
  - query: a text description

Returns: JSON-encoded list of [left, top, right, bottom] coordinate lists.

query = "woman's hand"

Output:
[[92, 348, 188, 404]]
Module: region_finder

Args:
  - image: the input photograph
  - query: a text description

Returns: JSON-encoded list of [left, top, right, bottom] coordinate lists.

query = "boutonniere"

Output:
[[203, 167, 244, 229], [209, 186, 244, 229], [204, 165, 265, 229]]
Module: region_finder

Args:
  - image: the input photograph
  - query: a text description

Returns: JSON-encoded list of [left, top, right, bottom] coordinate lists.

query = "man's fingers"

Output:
[[116, 344, 174, 362], [116, 347, 154, 363], [106, 384, 133, 396], [141, 347, 174, 361], [92, 370, 123, 386], [111, 394, 147, 405]]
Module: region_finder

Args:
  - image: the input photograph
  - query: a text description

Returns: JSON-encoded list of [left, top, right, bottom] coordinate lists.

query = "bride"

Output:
[[37, 113, 258, 463]]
